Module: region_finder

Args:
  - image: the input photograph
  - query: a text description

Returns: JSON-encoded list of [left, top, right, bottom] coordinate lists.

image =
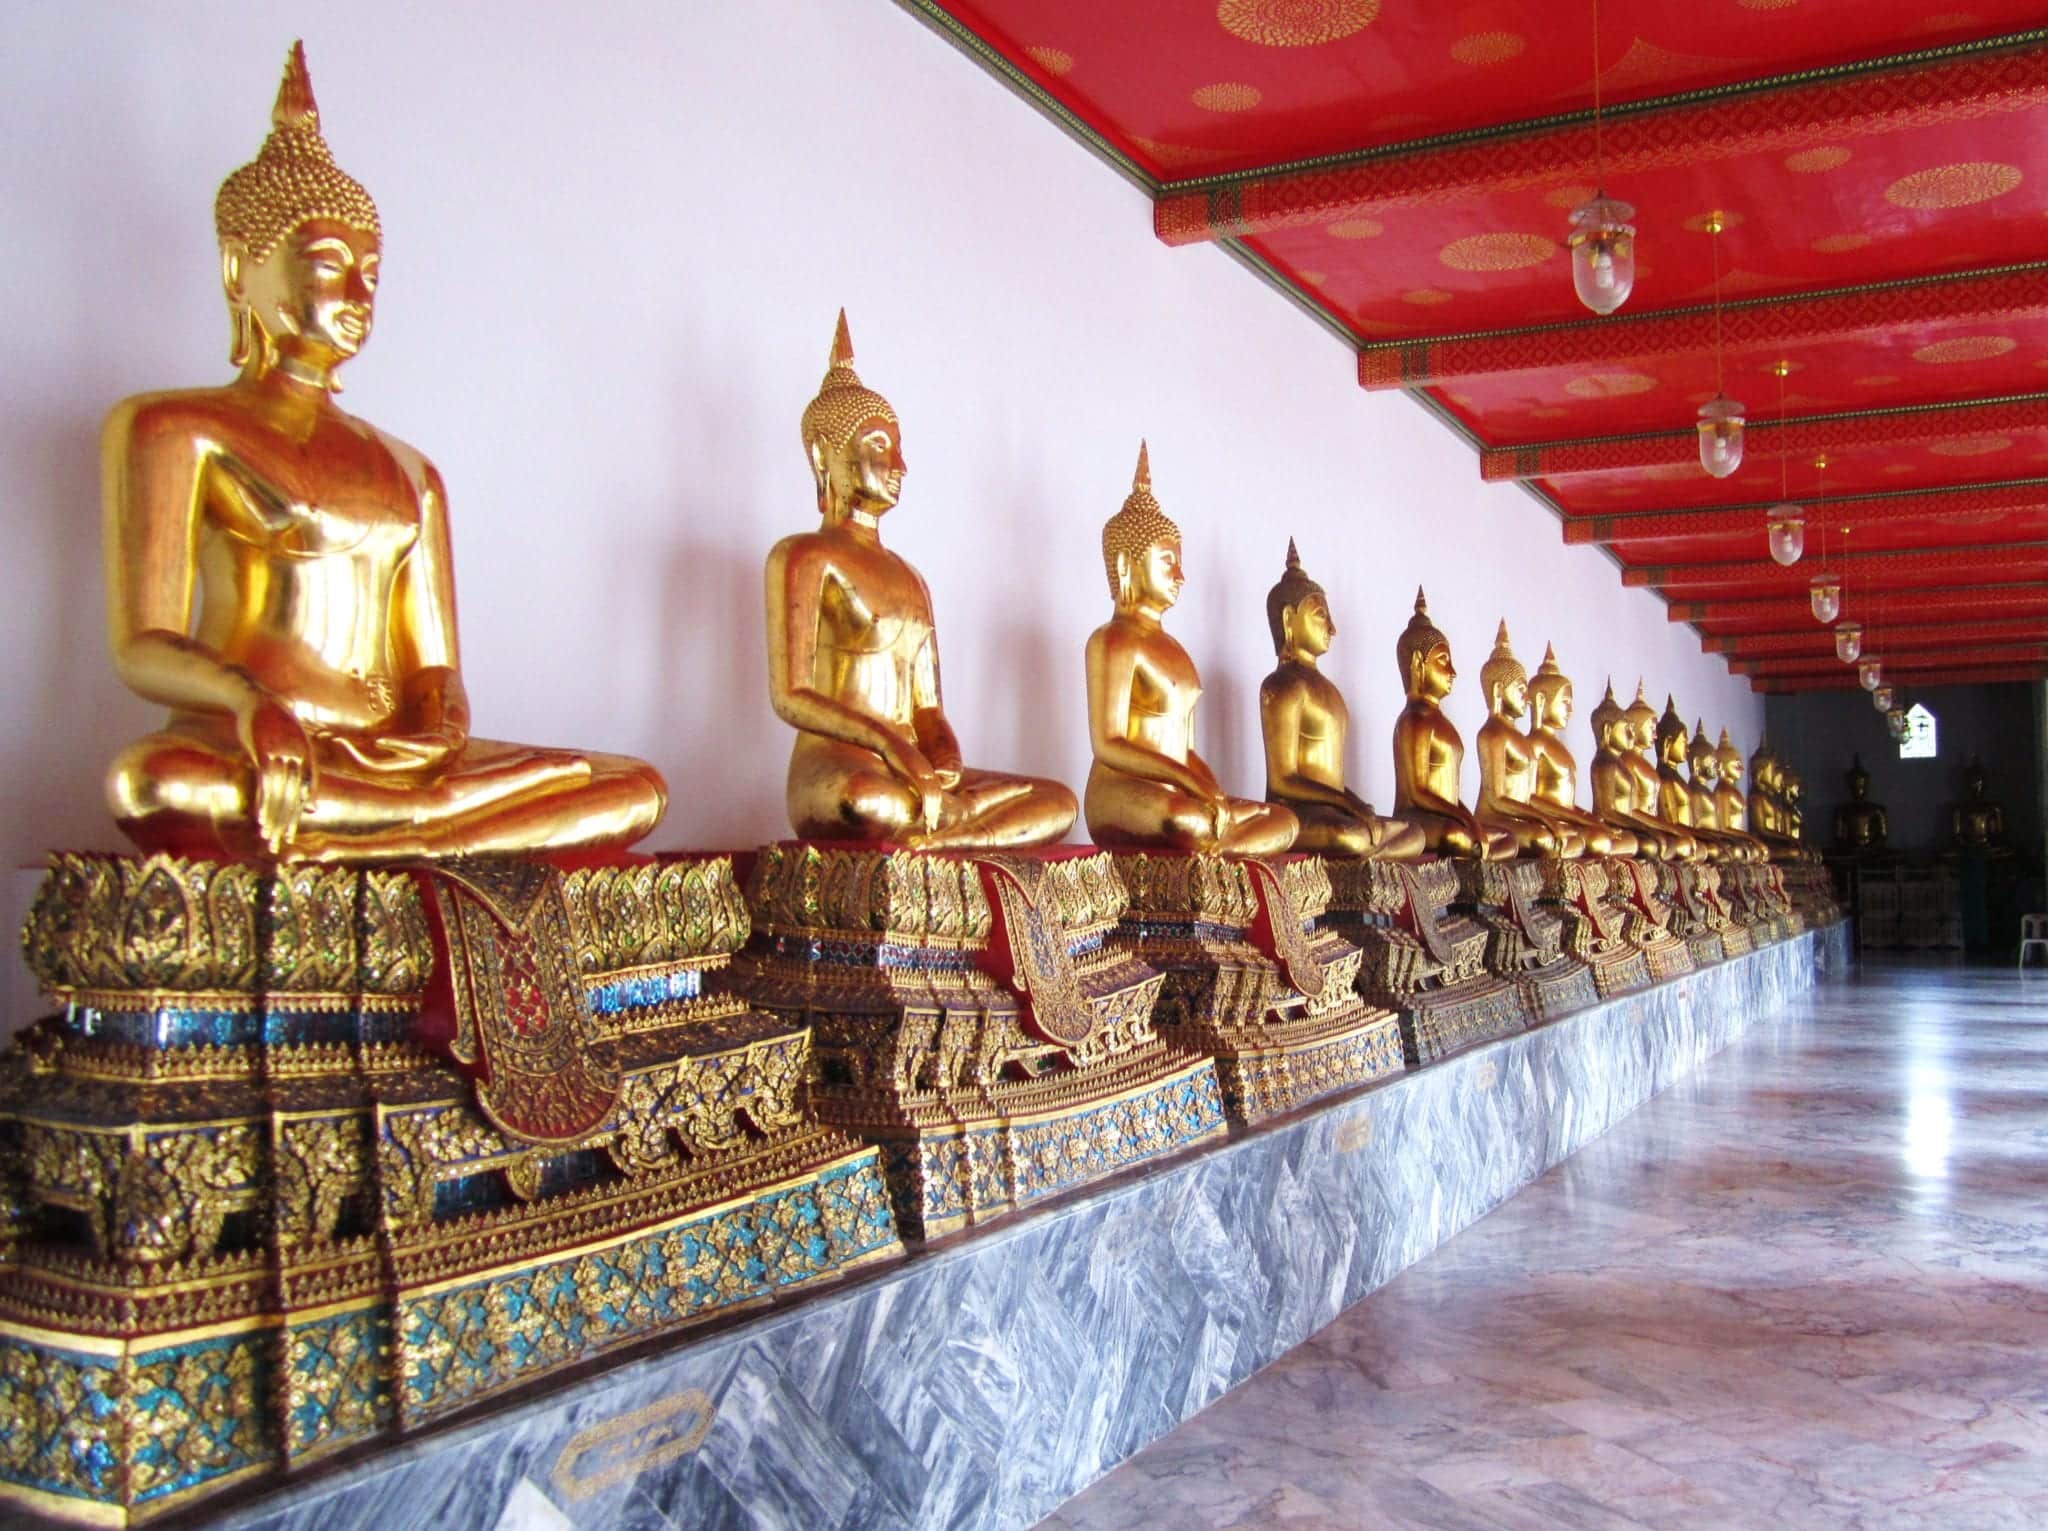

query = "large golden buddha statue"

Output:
[[1084, 447, 1295, 854], [1953, 756, 2008, 851], [1589, 681, 1692, 859], [1525, 644, 1630, 856], [1473, 622, 1587, 858], [103, 44, 665, 862], [766, 313, 1076, 849], [1390, 591, 1513, 860], [1257, 541, 1424, 860]]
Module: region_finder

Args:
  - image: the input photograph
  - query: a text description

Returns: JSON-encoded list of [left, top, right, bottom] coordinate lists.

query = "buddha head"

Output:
[[1847, 754, 1870, 800], [1718, 729, 1745, 788], [1655, 696, 1690, 769], [216, 43, 382, 385], [1590, 679, 1628, 754], [1267, 539, 1332, 661], [1964, 755, 1988, 800], [1479, 621, 1529, 722], [1690, 722, 1720, 787], [1750, 735, 1775, 792], [1102, 443, 1184, 614], [1625, 682, 1660, 759], [802, 310, 905, 521], [1528, 643, 1572, 731], [1396, 588, 1455, 702]]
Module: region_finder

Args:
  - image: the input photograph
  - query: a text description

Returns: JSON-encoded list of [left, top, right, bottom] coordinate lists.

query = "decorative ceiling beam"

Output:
[[1565, 478, 2048, 546], [1734, 643, 2048, 676], [1362, 264, 2048, 390], [1483, 395, 2048, 482], [1156, 38, 2048, 247], [1756, 663, 2048, 692], [1627, 542, 2048, 592], [1705, 617, 2048, 655], [1668, 582, 2048, 623]]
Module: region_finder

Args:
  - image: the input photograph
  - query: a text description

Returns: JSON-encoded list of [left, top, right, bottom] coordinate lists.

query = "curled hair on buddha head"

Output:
[[1479, 620, 1525, 706], [1100, 441, 1180, 602], [801, 309, 900, 464], [1395, 587, 1448, 688], [1266, 538, 1326, 655], [215, 42, 381, 262], [1529, 642, 1570, 714], [1656, 694, 1689, 751], [1589, 677, 1626, 742], [1690, 720, 1718, 773]]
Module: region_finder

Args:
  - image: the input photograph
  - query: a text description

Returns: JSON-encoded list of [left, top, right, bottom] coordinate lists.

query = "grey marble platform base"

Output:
[[177, 921, 1850, 1531]]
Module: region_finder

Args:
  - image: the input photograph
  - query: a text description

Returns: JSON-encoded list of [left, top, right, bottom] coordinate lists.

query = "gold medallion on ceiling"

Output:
[[1912, 336, 2017, 365], [1327, 216, 1384, 239], [1192, 82, 1263, 111], [1439, 232, 1558, 271], [1451, 32, 1526, 66], [1885, 162, 2022, 209], [1403, 288, 1454, 305], [1812, 233, 1871, 253], [1217, 0, 1379, 48], [1784, 147, 1851, 173], [1929, 434, 2014, 457], [1563, 372, 1659, 399], [1025, 46, 1074, 76]]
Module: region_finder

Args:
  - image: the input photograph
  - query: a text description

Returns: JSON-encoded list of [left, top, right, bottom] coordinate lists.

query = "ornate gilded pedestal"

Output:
[[1536, 857, 1652, 999], [1319, 859, 1525, 1066], [1106, 853, 1404, 1121], [1, 852, 899, 1527], [1600, 856, 1696, 982], [1454, 860, 1600, 1020], [1657, 862, 1728, 966], [731, 845, 1225, 1240]]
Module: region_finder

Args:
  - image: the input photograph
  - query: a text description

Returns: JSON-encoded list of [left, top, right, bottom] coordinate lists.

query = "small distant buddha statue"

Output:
[[1083, 446, 1296, 854], [1257, 541, 1424, 860], [1952, 757, 2008, 852], [1833, 755, 1889, 851], [1472, 622, 1586, 857], [103, 43, 666, 861], [1690, 720, 1762, 861], [1389, 590, 1514, 860], [1748, 737, 1785, 839], [767, 313, 1076, 849], [1525, 644, 1630, 856], [1783, 768, 1809, 841]]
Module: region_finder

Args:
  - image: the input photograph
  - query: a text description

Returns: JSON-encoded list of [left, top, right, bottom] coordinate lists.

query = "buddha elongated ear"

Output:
[[1113, 548, 1133, 604], [220, 238, 267, 372], [805, 435, 832, 507]]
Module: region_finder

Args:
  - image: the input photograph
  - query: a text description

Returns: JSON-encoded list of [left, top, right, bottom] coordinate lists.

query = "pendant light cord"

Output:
[[1591, 0, 1604, 190]]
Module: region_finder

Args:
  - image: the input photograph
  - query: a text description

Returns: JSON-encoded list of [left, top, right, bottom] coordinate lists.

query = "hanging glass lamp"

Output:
[[1569, 195, 1637, 316], [1809, 574, 1842, 624], [1886, 705, 1909, 739], [1767, 507, 1806, 566], [1834, 621, 1863, 663], [1859, 657, 1884, 691], [1698, 395, 1746, 478], [1873, 683, 1896, 713]]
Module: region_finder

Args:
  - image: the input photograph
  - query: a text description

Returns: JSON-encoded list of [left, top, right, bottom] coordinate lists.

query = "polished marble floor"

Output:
[[1038, 959, 2048, 1530]]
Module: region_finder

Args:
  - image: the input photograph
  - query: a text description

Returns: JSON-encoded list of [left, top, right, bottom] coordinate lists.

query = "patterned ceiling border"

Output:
[[1566, 477, 2048, 545]]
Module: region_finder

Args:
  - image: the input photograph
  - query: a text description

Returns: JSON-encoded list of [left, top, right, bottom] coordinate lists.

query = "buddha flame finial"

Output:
[[1395, 585, 1449, 683], [215, 41, 380, 261], [801, 308, 899, 456], [1480, 618, 1525, 701], [1101, 440, 1179, 600], [1529, 641, 1569, 711], [1265, 535, 1325, 654]]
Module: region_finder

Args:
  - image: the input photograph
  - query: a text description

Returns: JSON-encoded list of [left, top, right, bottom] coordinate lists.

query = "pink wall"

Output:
[[1, 4, 1759, 1024]]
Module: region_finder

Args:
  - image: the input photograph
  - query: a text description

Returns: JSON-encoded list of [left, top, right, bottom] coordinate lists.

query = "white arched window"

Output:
[[1899, 703, 1937, 761]]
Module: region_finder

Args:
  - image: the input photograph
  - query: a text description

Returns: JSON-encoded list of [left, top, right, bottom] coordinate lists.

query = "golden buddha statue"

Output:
[[766, 314, 1077, 849], [1389, 590, 1513, 860], [103, 44, 666, 862], [1257, 542, 1424, 860], [1473, 623, 1586, 857], [1715, 730, 1753, 837], [1589, 681, 1692, 859], [1525, 644, 1630, 856], [1748, 737, 1784, 839], [1690, 720, 1763, 861], [1783, 768, 1808, 841], [1625, 685, 1699, 860], [1084, 448, 1296, 854], [1833, 755, 1890, 851], [1651, 696, 1701, 837], [1953, 756, 2009, 851]]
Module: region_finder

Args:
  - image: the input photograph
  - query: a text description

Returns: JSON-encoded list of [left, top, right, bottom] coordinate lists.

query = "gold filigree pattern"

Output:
[[1450, 31, 1526, 65], [1217, 0, 1379, 48], [1886, 162, 2021, 208], [1912, 335, 2016, 364], [1191, 82, 1262, 112], [1440, 233, 1557, 271]]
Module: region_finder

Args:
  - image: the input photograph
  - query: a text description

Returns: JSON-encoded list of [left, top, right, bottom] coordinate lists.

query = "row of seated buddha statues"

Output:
[[0, 44, 1836, 1529]]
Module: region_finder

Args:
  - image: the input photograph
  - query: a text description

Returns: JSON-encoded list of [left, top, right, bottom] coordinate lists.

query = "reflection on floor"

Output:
[[1038, 960, 2048, 1530]]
